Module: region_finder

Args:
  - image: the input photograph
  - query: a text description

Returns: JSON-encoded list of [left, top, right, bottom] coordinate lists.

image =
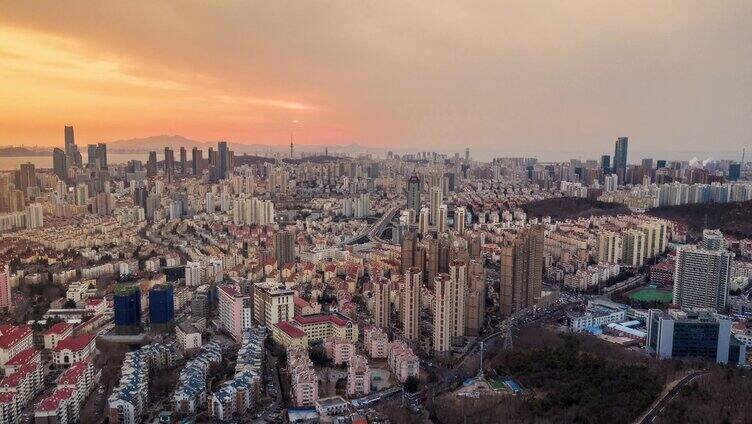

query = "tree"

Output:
[[404, 376, 419, 393], [64, 299, 77, 309]]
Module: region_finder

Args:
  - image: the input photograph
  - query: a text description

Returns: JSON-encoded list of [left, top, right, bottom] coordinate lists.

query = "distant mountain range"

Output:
[[0, 135, 384, 157], [105, 134, 380, 155]]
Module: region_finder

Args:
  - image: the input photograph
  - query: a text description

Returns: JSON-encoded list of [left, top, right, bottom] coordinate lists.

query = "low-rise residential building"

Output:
[[0, 325, 33, 367], [287, 346, 318, 407], [43, 322, 74, 350], [52, 334, 96, 367], [323, 337, 355, 365], [568, 300, 628, 332], [315, 396, 349, 417], [173, 342, 221, 414], [176, 321, 202, 351], [388, 340, 419, 383], [272, 321, 309, 348], [363, 327, 389, 359]]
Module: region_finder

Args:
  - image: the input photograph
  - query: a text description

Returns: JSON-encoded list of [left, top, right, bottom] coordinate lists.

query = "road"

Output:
[[344, 204, 400, 245], [637, 371, 708, 424]]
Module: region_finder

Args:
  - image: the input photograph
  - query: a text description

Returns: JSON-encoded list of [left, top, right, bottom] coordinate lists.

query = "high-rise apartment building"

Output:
[[455, 206, 466, 235], [418, 208, 430, 235], [622, 229, 646, 267], [597, 231, 622, 264], [499, 225, 544, 318], [433, 274, 452, 354], [400, 231, 417, 272], [372, 277, 391, 330], [448, 260, 466, 343], [673, 244, 733, 312], [437, 204, 448, 234], [429, 186, 442, 226], [274, 230, 295, 269], [18, 162, 37, 194], [407, 175, 421, 222], [464, 260, 486, 337], [401, 267, 422, 342]]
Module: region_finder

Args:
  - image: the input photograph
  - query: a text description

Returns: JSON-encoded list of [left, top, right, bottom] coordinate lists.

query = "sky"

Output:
[[0, 1, 751, 160]]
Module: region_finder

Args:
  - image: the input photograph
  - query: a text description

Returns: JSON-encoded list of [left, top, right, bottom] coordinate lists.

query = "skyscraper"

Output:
[[674, 243, 733, 312], [218, 141, 229, 180], [164, 147, 175, 183], [406, 175, 421, 222], [600, 155, 611, 174], [729, 163, 741, 181], [613, 136, 628, 181], [192, 147, 203, 176], [402, 267, 422, 342], [180, 147, 187, 175], [499, 225, 544, 318], [18, 162, 36, 194], [52, 148, 67, 182], [64, 125, 82, 167], [98, 143, 108, 169], [147, 151, 157, 177]]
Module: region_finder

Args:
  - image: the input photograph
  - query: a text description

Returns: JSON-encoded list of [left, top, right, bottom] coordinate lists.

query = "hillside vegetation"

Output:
[[522, 197, 628, 220], [648, 201, 752, 238]]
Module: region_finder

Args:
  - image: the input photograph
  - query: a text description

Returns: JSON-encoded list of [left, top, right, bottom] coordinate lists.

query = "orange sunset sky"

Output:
[[0, 1, 751, 156]]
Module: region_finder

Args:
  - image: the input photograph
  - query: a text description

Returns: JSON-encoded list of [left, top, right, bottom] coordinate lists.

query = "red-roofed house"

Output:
[[3, 348, 40, 376], [271, 321, 309, 348], [34, 386, 77, 424], [0, 325, 33, 367], [84, 297, 107, 315], [52, 334, 96, 367], [44, 322, 74, 350], [285, 313, 358, 344]]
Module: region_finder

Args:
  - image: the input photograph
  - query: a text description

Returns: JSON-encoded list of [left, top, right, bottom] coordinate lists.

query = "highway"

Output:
[[637, 371, 708, 424], [344, 204, 400, 245]]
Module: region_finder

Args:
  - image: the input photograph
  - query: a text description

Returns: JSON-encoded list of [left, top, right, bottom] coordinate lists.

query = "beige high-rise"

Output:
[[402, 267, 422, 341], [432, 273, 452, 354], [500, 225, 544, 318], [448, 260, 467, 343]]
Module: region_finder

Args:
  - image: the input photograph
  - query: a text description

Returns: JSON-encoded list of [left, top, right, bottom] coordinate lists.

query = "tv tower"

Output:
[[290, 134, 294, 159]]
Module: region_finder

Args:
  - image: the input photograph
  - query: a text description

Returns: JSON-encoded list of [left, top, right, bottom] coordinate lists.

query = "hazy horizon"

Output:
[[1, 1, 751, 157]]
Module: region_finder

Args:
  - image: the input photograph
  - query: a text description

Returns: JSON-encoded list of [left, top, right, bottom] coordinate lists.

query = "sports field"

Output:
[[628, 287, 673, 303]]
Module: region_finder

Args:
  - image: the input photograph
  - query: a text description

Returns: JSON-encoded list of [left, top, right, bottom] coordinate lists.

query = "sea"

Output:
[[0, 153, 159, 171]]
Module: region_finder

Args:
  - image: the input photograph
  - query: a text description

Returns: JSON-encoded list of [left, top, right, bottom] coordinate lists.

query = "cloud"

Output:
[[0, 1, 750, 158]]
